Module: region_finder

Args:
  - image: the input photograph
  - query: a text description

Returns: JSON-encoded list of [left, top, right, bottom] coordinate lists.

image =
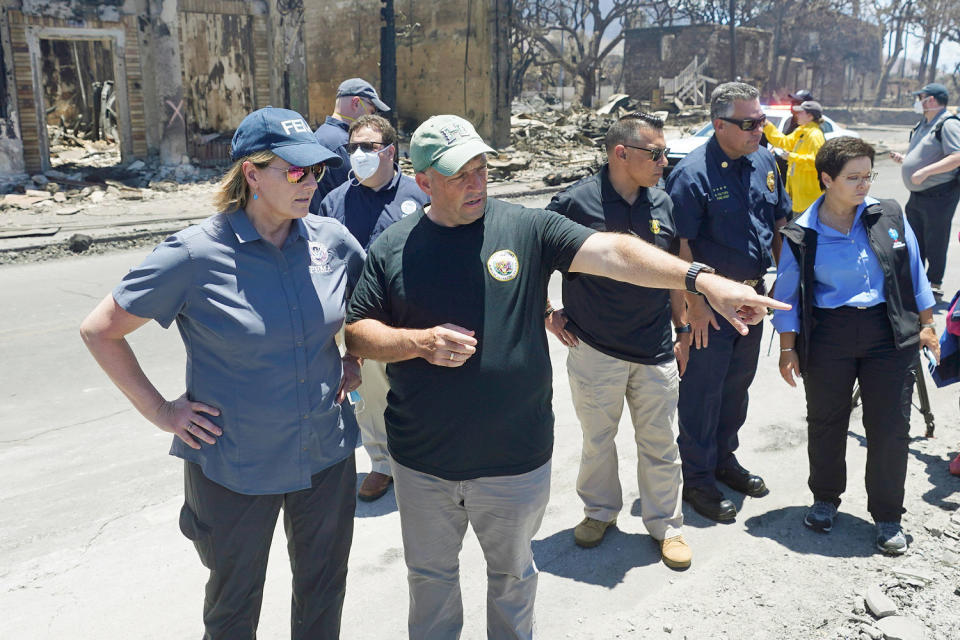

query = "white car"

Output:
[[663, 106, 860, 177]]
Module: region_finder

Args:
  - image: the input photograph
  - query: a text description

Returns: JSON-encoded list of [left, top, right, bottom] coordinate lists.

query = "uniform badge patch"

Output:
[[400, 199, 418, 216], [650, 219, 661, 235], [308, 242, 334, 273], [487, 249, 519, 282], [889, 228, 905, 248], [766, 170, 776, 192]]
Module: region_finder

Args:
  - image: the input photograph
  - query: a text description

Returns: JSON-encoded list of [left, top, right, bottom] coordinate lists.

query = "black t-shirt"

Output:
[[546, 166, 679, 364], [346, 198, 594, 480]]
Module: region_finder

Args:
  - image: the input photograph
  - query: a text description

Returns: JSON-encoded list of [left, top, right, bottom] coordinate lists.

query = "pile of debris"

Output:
[[488, 93, 707, 187], [0, 157, 222, 228], [834, 509, 960, 639], [47, 124, 121, 169]]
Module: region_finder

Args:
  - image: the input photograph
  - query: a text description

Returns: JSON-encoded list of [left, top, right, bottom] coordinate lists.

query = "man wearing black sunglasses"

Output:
[[544, 112, 691, 569], [665, 82, 792, 523]]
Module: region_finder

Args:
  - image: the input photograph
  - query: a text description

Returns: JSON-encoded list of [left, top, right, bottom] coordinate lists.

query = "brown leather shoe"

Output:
[[358, 471, 393, 502], [660, 535, 692, 569], [573, 516, 617, 548]]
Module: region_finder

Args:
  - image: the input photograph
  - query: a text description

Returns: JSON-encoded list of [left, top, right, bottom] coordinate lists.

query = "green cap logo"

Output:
[[410, 115, 496, 176]]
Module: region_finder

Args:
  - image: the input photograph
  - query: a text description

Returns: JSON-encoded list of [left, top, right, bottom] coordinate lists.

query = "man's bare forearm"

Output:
[[345, 319, 425, 363], [569, 233, 689, 290], [922, 152, 960, 176]]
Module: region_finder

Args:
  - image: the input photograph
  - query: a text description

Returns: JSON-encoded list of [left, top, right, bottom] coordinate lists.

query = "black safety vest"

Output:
[[780, 199, 919, 373]]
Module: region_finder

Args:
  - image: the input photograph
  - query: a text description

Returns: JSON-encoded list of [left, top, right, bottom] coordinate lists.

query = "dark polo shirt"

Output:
[[546, 165, 678, 364], [310, 116, 352, 211], [318, 166, 429, 250], [666, 136, 791, 281]]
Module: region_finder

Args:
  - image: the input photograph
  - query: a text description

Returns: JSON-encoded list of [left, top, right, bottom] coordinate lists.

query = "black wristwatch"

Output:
[[685, 262, 715, 295], [675, 323, 692, 335]]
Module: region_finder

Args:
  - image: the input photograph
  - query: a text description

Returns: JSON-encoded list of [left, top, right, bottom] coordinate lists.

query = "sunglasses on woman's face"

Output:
[[718, 115, 767, 131], [263, 163, 327, 184]]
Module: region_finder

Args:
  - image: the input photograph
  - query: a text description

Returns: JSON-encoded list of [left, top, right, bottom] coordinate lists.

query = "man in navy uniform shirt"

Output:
[[666, 82, 791, 522], [319, 114, 429, 501], [544, 112, 691, 569], [310, 78, 390, 209]]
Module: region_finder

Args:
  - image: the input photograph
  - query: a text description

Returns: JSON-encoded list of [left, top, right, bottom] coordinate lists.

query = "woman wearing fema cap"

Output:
[[80, 107, 365, 638], [763, 100, 827, 218]]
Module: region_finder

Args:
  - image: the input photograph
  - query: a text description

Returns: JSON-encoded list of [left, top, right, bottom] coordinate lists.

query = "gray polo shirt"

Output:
[[113, 209, 365, 495], [902, 109, 960, 192]]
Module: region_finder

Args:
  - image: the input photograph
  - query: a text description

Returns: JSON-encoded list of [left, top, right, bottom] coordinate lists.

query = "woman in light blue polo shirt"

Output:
[[772, 137, 939, 556], [80, 108, 365, 639]]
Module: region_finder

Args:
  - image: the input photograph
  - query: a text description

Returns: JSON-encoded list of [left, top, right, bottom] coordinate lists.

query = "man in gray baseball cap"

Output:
[[345, 114, 789, 639], [891, 82, 960, 297], [310, 78, 391, 208]]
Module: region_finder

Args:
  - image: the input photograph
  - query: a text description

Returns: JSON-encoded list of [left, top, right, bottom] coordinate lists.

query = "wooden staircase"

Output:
[[658, 56, 717, 108]]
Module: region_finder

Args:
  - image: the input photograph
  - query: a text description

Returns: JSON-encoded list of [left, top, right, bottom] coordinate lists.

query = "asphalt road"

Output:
[[2, 153, 958, 638]]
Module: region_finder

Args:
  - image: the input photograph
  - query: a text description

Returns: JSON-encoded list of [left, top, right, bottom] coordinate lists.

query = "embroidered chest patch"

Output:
[[308, 242, 334, 273], [486, 249, 519, 282]]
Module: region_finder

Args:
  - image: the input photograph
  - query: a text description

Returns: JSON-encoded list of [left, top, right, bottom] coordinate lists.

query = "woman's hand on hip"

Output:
[[153, 392, 222, 449]]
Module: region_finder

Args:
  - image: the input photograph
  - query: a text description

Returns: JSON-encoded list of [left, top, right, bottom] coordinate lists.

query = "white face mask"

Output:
[[350, 144, 390, 182], [913, 98, 926, 114]]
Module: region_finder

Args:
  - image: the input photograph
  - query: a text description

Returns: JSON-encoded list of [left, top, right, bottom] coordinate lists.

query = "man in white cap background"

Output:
[[345, 114, 788, 639], [891, 82, 960, 298], [318, 114, 429, 502], [311, 77, 391, 207]]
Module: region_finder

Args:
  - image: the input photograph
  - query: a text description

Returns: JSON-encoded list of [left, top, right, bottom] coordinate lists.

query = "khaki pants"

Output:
[[567, 341, 683, 540], [390, 459, 551, 640], [356, 358, 391, 475]]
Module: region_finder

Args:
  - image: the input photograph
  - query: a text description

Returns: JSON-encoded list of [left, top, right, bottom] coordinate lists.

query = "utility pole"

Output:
[[380, 0, 397, 126], [729, 0, 737, 81]]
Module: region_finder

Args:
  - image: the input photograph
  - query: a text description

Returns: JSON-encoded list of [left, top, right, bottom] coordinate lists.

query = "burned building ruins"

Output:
[[0, 0, 511, 178]]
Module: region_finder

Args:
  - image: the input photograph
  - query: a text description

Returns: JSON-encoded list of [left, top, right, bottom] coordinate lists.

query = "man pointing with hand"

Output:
[[345, 114, 787, 640]]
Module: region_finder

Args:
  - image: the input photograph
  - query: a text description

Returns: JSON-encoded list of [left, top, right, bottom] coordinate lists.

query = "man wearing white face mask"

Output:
[[891, 82, 960, 298], [319, 114, 430, 501], [310, 78, 390, 209]]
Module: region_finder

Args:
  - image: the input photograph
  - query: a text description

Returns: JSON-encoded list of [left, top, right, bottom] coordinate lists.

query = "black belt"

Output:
[[915, 180, 960, 197]]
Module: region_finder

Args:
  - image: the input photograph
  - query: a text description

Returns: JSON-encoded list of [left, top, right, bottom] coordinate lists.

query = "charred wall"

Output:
[[303, 0, 510, 145], [624, 25, 773, 100], [176, 0, 269, 162], [4, 2, 148, 172]]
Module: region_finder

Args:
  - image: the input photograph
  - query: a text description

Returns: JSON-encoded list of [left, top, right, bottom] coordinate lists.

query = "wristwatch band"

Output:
[[685, 262, 715, 295], [675, 323, 692, 334]]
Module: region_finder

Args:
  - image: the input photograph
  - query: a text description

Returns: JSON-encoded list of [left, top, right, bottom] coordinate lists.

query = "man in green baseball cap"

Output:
[[408, 115, 496, 227], [346, 114, 789, 639]]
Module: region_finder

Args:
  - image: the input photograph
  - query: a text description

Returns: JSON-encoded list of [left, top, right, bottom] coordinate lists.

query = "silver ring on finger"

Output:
[[449, 351, 455, 361]]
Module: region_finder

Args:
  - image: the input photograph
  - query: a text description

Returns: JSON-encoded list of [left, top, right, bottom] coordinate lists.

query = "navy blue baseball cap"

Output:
[[913, 83, 949, 102], [336, 78, 390, 112], [230, 107, 342, 167]]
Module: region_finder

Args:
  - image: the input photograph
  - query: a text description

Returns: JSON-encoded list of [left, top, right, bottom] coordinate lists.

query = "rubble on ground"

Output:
[[833, 507, 960, 639], [490, 94, 711, 187], [0, 152, 222, 229]]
